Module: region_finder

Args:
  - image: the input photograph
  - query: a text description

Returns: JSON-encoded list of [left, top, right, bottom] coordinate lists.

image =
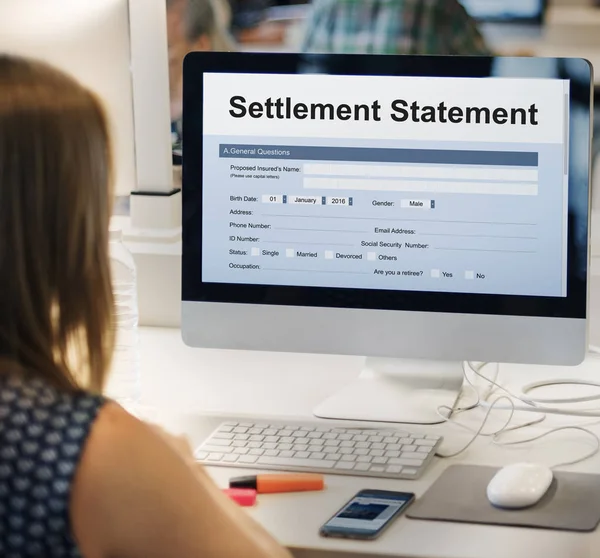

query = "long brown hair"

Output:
[[0, 56, 115, 393]]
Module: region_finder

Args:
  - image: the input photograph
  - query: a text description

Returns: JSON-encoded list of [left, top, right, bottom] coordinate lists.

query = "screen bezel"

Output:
[[319, 489, 415, 539], [182, 52, 592, 321]]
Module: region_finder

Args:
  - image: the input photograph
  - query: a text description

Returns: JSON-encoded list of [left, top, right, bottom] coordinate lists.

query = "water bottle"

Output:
[[106, 229, 141, 407]]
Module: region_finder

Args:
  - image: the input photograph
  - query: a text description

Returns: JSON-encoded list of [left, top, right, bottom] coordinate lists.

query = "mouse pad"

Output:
[[407, 464, 600, 532]]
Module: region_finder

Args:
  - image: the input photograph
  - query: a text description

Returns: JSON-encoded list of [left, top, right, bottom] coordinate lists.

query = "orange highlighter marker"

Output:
[[229, 473, 325, 494]]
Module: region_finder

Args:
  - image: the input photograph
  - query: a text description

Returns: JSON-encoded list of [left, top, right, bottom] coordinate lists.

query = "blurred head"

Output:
[[167, 0, 234, 120], [0, 55, 114, 393]]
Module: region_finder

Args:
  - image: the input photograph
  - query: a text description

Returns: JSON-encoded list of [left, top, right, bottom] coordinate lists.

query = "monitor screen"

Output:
[[459, 0, 545, 22], [182, 53, 591, 365]]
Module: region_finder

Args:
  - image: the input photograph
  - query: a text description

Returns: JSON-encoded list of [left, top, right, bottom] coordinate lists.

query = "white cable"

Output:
[[436, 360, 599, 467], [521, 378, 600, 404], [436, 396, 516, 458]]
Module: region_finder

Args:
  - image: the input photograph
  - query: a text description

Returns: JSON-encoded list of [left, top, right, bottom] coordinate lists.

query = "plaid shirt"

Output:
[[301, 0, 492, 56]]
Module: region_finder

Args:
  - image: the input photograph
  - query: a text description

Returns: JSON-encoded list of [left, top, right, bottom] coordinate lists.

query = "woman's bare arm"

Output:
[[71, 402, 293, 558]]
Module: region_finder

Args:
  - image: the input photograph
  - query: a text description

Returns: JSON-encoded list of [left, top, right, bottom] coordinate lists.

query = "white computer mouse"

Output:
[[486, 462, 554, 509]]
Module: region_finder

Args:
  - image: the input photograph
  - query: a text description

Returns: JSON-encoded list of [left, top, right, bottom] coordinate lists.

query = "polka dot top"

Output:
[[0, 373, 105, 557]]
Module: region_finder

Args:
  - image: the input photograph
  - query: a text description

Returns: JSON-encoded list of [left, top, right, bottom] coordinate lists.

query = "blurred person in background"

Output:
[[301, 0, 491, 56], [167, 0, 235, 158], [227, 0, 288, 44]]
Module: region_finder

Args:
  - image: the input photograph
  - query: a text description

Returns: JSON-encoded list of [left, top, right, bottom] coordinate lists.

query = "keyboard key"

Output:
[[372, 457, 387, 465], [389, 458, 423, 467], [294, 444, 309, 452], [258, 456, 336, 469], [249, 435, 264, 442], [310, 452, 326, 460], [338, 434, 352, 441], [339, 448, 354, 455], [324, 440, 340, 447], [401, 452, 425, 461], [307, 432, 322, 439], [370, 466, 385, 473], [308, 439, 325, 446], [369, 449, 384, 457], [207, 453, 224, 461], [322, 433, 338, 440], [340, 440, 355, 448], [386, 444, 402, 451], [354, 463, 371, 471], [248, 427, 263, 434], [295, 451, 310, 459], [239, 455, 258, 464], [301, 426, 315, 431], [280, 437, 294, 443], [195, 451, 208, 460], [341, 454, 356, 462], [235, 434, 249, 441], [234, 447, 249, 455], [201, 445, 233, 454], [263, 442, 277, 450], [353, 435, 368, 442], [264, 449, 279, 457], [233, 427, 248, 434], [248, 442, 262, 449], [415, 438, 437, 447], [278, 443, 292, 451], [418, 446, 430, 453], [279, 450, 295, 458], [354, 448, 369, 456], [223, 454, 239, 463], [387, 465, 403, 474], [371, 442, 385, 450], [385, 450, 400, 458], [292, 431, 307, 438], [403, 445, 417, 453], [384, 437, 399, 444], [249, 449, 264, 456], [263, 429, 278, 436], [368, 436, 383, 443], [213, 432, 234, 440], [232, 441, 247, 448], [239, 422, 254, 427], [335, 462, 355, 470], [356, 456, 372, 463], [209, 439, 232, 447], [411, 433, 424, 439], [399, 438, 413, 444], [355, 442, 370, 449]]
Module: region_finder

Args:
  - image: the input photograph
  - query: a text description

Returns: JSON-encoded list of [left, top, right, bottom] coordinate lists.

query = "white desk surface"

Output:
[[138, 326, 600, 558]]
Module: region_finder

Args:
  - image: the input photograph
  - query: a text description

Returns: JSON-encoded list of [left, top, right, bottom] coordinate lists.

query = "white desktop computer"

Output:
[[181, 53, 592, 427]]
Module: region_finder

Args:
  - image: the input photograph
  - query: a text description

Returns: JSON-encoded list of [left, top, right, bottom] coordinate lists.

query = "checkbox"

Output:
[[465, 270, 474, 280], [286, 248, 295, 258], [431, 269, 440, 278], [367, 252, 377, 261], [251, 247, 260, 256], [325, 251, 334, 260]]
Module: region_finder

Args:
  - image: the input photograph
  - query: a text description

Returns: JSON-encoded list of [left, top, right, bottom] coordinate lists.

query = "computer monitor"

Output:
[[181, 53, 592, 424], [0, 0, 172, 198]]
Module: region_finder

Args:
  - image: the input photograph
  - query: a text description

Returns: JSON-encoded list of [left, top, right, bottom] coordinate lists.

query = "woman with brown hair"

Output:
[[0, 55, 292, 558]]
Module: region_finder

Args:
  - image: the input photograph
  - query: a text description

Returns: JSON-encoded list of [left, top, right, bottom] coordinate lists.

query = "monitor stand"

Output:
[[313, 358, 464, 425]]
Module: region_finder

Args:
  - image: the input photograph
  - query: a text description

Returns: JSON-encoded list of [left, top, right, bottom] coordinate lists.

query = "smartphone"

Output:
[[319, 489, 415, 540]]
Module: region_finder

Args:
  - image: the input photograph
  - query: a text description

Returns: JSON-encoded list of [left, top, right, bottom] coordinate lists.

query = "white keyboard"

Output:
[[194, 420, 442, 480]]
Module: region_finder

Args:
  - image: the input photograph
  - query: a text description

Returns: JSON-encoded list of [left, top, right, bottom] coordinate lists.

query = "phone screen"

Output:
[[321, 490, 414, 539]]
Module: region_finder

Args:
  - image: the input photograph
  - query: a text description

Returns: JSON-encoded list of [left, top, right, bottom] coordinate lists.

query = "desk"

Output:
[[137, 326, 600, 558]]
